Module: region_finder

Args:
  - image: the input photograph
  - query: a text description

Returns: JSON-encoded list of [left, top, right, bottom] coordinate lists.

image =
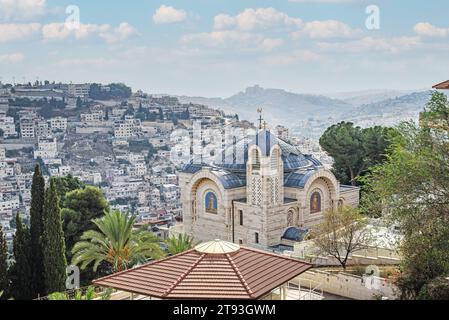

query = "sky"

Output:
[[0, 0, 448, 97]]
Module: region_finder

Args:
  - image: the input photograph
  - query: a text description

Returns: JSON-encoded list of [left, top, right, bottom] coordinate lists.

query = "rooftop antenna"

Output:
[[257, 108, 263, 130]]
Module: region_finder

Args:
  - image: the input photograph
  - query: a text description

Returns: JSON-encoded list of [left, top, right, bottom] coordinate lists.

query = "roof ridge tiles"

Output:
[[93, 249, 199, 284], [162, 253, 206, 298], [225, 253, 254, 299]]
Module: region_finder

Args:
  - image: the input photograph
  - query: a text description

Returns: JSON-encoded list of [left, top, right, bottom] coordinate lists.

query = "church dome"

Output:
[[213, 129, 322, 173]]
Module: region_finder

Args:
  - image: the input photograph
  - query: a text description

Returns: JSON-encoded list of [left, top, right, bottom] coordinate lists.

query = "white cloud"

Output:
[[181, 30, 283, 52], [0, 23, 41, 42], [291, 20, 362, 39], [42, 23, 110, 41], [261, 38, 284, 51], [0, 0, 47, 21], [318, 36, 421, 54], [182, 30, 259, 47], [0, 52, 25, 63], [214, 8, 302, 31], [414, 22, 449, 38], [42, 22, 138, 43], [153, 5, 187, 24], [99, 22, 139, 44]]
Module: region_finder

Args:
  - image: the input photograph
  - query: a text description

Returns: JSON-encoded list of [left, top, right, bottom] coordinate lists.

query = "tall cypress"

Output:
[[0, 226, 8, 299], [42, 179, 67, 294], [9, 215, 34, 300], [29, 164, 46, 296]]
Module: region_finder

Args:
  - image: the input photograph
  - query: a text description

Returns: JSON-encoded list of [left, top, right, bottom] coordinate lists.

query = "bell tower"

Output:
[[247, 112, 284, 208]]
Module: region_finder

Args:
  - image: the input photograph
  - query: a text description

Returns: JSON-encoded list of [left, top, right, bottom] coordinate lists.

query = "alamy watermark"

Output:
[[366, 5, 380, 30], [65, 5, 81, 30]]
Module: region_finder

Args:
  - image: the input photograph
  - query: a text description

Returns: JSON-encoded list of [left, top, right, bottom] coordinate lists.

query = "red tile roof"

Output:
[[93, 243, 312, 300], [433, 80, 449, 90]]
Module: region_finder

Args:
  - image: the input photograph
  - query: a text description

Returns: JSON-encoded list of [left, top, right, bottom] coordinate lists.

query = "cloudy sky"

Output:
[[1, 0, 448, 96]]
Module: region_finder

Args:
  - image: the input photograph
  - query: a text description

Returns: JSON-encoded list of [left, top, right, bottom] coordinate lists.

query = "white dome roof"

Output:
[[195, 239, 241, 254]]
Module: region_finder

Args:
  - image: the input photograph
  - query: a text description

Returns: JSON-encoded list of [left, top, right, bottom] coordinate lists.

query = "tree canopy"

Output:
[[362, 91, 449, 299], [320, 122, 397, 186], [72, 211, 164, 272]]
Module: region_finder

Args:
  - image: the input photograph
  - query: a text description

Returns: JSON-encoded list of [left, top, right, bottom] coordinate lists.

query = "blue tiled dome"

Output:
[[213, 130, 322, 173]]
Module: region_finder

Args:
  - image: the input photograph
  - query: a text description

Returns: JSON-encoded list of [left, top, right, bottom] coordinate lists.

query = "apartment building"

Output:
[[68, 83, 91, 98], [34, 137, 58, 159], [20, 118, 35, 138], [50, 117, 68, 132]]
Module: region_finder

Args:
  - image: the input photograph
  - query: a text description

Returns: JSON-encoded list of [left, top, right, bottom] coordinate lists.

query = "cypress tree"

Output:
[[0, 226, 8, 299], [42, 179, 67, 294], [9, 215, 34, 300], [29, 164, 46, 296]]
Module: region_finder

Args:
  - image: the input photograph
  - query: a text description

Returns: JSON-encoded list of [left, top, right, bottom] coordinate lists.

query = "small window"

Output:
[[239, 210, 244, 226], [239, 240, 243, 245], [255, 232, 259, 244]]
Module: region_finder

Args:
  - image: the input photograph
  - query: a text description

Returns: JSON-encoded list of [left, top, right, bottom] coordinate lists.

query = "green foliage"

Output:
[[51, 174, 85, 205], [9, 97, 66, 119], [9, 215, 34, 300], [42, 179, 67, 294], [61, 186, 110, 284], [319, 122, 397, 186], [0, 226, 8, 299], [89, 83, 132, 100], [72, 211, 165, 272], [166, 234, 194, 255], [362, 93, 449, 299], [47, 286, 106, 300], [417, 277, 449, 300], [29, 165, 46, 297], [421, 91, 449, 130]]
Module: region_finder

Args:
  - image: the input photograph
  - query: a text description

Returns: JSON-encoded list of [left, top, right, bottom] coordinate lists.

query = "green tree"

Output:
[[0, 226, 8, 299], [42, 179, 67, 294], [29, 165, 46, 297], [320, 122, 396, 186], [62, 186, 109, 259], [9, 215, 34, 300], [61, 186, 110, 284], [51, 174, 85, 205], [362, 92, 449, 299], [72, 211, 165, 273], [166, 234, 194, 255]]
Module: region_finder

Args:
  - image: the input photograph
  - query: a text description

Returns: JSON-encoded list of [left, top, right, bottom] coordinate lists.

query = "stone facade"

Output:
[[180, 129, 360, 248]]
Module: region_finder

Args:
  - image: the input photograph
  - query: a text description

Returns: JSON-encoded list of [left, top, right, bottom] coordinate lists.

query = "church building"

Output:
[[179, 124, 360, 248]]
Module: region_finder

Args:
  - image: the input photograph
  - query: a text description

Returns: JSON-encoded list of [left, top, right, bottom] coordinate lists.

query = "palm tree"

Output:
[[71, 211, 165, 273], [166, 233, 194, 255]]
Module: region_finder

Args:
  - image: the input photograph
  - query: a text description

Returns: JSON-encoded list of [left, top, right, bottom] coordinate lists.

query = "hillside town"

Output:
[[0, 81, 332, 249]]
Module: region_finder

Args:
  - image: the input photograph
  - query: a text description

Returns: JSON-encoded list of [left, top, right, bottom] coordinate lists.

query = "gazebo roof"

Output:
[[433, 80, 449, 90], [93, 240, 312, 300]]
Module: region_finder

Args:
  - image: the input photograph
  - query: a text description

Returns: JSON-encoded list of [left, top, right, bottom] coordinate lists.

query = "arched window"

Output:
[[252, 149, 260, 170], [310, 192, 322, 214], [205, 192, 218, 214]]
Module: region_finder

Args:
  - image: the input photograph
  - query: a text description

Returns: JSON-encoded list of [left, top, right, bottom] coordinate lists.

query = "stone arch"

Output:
[[286, 207, 299, 227], [301, 169, 340, 216], [248, 145, 262, 171], [187, 170, 227, 224]]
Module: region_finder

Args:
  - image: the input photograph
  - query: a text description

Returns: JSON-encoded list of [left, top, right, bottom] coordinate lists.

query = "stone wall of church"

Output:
[[340, 187, 360, 208]]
